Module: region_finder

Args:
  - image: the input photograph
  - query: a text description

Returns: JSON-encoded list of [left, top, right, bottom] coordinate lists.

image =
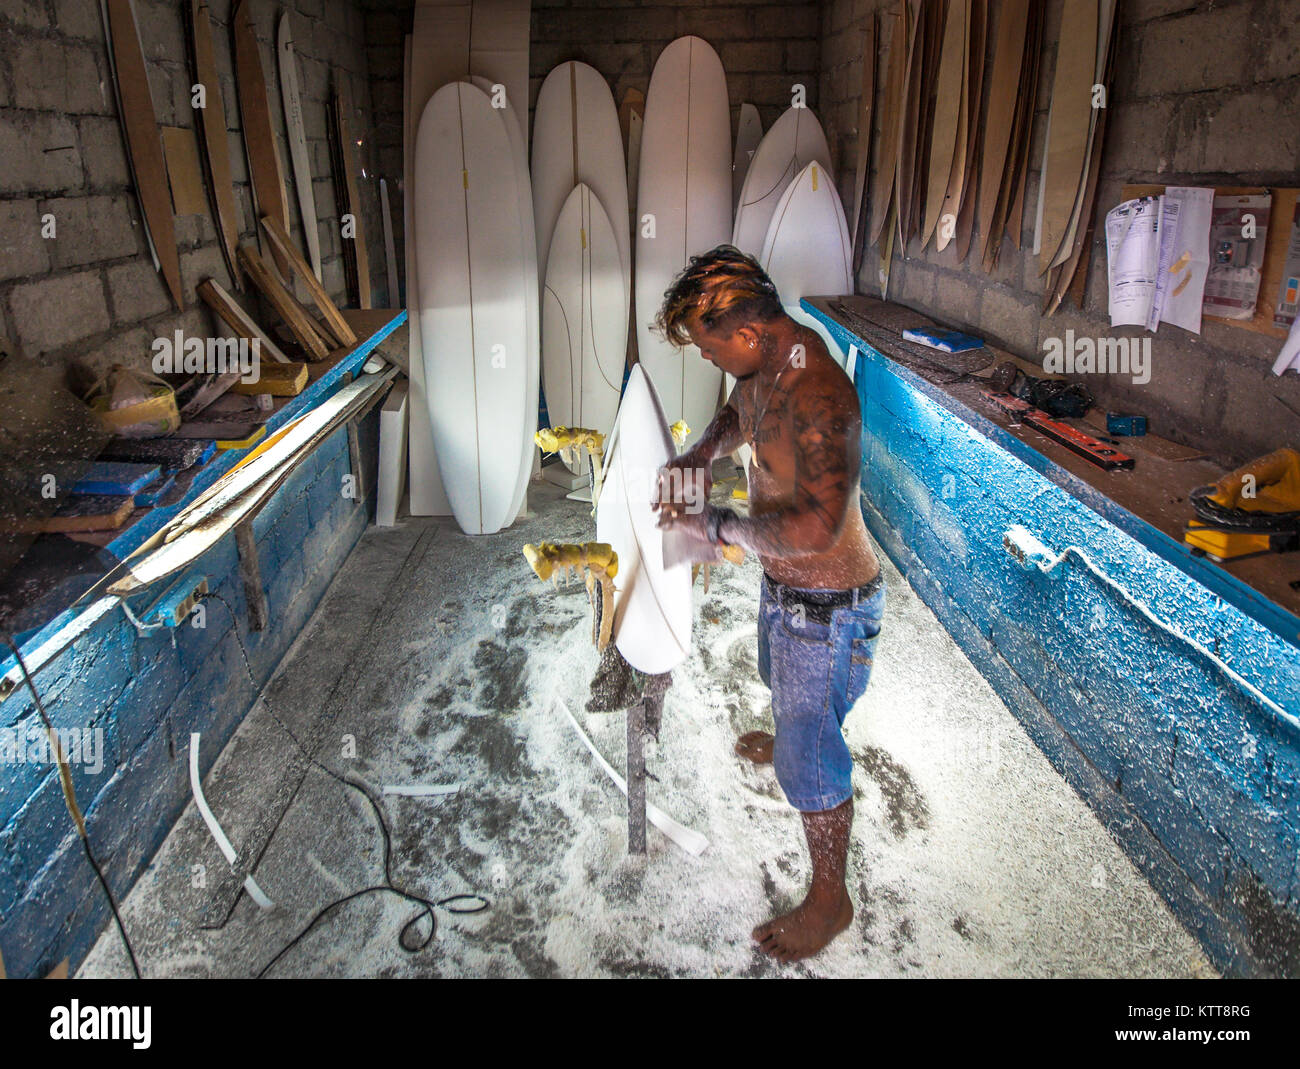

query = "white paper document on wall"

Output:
[[1106, 196, 1160, 328], [1273, 314, 1300, 375], [1157, 186, 1213, 335]]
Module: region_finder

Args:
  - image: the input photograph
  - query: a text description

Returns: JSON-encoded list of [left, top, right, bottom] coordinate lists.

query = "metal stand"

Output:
[[627, 700, 646, 855]]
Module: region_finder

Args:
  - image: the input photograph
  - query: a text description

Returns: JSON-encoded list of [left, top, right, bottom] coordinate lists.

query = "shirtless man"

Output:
[[653, 246, 884, 964]]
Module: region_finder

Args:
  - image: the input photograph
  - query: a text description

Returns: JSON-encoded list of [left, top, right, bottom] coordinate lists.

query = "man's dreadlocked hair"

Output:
[[654, 245, 783, 348]]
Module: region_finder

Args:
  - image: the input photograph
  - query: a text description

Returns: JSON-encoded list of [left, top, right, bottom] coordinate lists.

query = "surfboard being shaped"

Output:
[[732, 105, 833, 259], [635, 35, 731, 451], [415, 81, 529, 535], [760, 160, 852, 366], [596, 364, 692, 675], [542, 184, 627, 475], [470, 74, 539, 522]]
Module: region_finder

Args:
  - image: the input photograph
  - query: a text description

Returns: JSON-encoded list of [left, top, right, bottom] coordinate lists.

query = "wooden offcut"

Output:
[[237, 246, 331, 360], [103, 0, 183, 310], [229, 361, 308, 397], [10, 495, 134, 534], [259, 216, 358, 347], [197, 279, 292, 364], [187, 0, 242, 288], [232, 0, 293, 280]]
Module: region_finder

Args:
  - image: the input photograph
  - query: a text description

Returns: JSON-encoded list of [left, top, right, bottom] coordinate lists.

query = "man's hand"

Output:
[[653, 450, 713, 521]]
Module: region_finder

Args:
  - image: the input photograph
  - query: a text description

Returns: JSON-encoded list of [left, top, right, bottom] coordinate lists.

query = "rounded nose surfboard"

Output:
[[596, 364, 692, 676], [635, 36, 731, 450], [542, 184, 627, 475], [415, 81, 529, 535], [759, 160, 852, 367], [469, 74, 539, 523]]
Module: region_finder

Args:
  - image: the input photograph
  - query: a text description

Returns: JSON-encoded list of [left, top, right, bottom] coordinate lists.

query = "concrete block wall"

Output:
[[819, 0, 1300, 467], [0, 411, 381, 978], [0, 0, 390, 380], [361, 0, 822, 299], [814, 306, 1300, 976]]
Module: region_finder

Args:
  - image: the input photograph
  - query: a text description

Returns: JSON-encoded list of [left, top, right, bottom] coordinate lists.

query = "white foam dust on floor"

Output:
[[81, 480, 1214, 978]]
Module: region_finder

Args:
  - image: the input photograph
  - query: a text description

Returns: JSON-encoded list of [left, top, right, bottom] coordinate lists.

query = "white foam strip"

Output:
[[188, 733, 275, 910], [381, 783, 461, 797], [554, 697, 709, 857]]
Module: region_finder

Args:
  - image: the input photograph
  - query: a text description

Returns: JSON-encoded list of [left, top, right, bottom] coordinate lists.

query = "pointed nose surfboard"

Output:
[[415, 81, 529, 536], [542, 183, 627, 477], [596, 364, 693, 676]]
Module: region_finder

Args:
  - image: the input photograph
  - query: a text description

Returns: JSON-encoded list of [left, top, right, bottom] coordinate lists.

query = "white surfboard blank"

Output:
[[596, 364, 692, 675], [732, 102, 763, 214], [542, 184, 627, 474], [415, 81, 528, 535], [759, 160, 852, 365], [469, 73, 539, 523], [532, 61, 629, 313], [635, 36, 731, 450], [404, 18, 466, 517], [732, 105, 833, 259]]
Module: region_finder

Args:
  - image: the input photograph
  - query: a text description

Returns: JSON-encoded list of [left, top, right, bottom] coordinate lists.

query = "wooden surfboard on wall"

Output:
[[102, 0, 183, 310], [329, 78, 371, 308], [278, 12, 322, 281], [232, 0, 292, 279], [186, 0, 241, 289]]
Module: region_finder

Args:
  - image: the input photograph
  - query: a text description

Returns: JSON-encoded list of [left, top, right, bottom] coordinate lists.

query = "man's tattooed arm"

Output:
[[715, 384, 858, 558], [683, 400, 744, 464]]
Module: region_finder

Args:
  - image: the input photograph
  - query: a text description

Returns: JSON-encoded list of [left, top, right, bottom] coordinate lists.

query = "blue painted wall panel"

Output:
[[816, 305, 1300, 976], [0, 400, 385, 976]]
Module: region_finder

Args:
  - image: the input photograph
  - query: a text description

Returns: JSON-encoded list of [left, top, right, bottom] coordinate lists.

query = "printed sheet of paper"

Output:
[[1106, 196, 1160, 328], [1203, 193, 1271, 320], [1158, 186, 1213, 335], [1272, 312, 1300, 375], [1146, 195, 1178, 331]]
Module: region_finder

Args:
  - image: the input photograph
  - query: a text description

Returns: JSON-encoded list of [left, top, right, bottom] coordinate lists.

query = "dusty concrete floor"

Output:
[[81, 469, 1215, 978]]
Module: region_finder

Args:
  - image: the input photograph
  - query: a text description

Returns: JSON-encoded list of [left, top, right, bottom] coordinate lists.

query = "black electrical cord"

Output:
[[198, 592, 488, 978], [2, 633, 141, 979], [1189, 484, 1300, 534]]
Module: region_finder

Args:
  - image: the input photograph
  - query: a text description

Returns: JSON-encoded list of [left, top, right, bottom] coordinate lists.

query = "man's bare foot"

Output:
[[735, 731, 774, 764], [752, 890, 854, 963]]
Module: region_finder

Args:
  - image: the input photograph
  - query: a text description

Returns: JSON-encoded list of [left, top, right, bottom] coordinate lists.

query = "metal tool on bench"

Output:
[[982, 390, 1136, 471]]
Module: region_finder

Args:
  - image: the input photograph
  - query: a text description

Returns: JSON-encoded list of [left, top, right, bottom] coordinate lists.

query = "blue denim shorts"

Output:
[[756, 572, 886, 812]]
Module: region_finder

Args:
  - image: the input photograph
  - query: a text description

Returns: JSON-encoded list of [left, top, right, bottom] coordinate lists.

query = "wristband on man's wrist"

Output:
[[707, 505, 737, 545]]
